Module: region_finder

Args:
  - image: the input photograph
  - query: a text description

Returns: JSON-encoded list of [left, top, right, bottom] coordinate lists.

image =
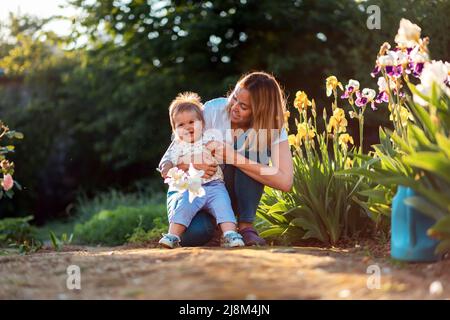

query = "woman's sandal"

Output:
[[239, 227, 266, 246]]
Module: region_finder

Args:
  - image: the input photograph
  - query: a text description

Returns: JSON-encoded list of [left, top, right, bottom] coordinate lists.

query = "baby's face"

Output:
[[173, 110, 203, 143]]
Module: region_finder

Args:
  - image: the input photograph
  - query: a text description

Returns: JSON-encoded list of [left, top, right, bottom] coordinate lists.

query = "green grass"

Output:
[[35, 219, 77, 242], [34, 182, 167, 246], [74, 204, 167, 246], [75, 187, 165, 224]]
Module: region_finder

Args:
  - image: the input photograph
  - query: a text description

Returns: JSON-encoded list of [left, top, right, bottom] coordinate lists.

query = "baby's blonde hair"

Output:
[[168, 92, 204, 130]]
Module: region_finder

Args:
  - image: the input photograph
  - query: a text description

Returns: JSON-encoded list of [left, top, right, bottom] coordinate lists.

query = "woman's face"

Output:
[[230, 87, 253, 129]]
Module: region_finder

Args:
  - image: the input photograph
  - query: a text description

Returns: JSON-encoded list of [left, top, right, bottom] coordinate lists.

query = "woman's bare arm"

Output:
[[176, 152, 218, 179], [211, 140, 294, 192]]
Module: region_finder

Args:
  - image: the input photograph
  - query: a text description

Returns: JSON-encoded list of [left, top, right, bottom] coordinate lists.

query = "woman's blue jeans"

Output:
[[175, 165, 265, 246]]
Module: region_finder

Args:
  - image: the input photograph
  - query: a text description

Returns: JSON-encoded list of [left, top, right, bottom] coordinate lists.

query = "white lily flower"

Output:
[[186, 163, 205, 203], [165, 167, 185, 182], [395, 18, 421, 48], [164, 164, 207, 203], [187, 176, 205, 203], [188, 163, 205, 179], [164, 167, 188, 190]]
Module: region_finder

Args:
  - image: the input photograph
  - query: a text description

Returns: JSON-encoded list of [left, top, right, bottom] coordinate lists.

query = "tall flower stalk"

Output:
[[258, 18, 450, 248], [340, 78, 377, 155]]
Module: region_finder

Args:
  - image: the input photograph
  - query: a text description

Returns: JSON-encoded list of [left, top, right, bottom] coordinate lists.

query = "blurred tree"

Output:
[[0, 16, 83, 221], [67, 0, 450, 150]]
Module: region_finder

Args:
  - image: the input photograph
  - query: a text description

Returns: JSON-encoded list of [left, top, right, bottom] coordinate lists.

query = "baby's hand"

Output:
[[159, 161, 174, 179]]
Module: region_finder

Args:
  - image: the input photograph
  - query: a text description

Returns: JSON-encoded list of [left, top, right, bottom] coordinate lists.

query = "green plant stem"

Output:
[[359, 113, 364, 155]]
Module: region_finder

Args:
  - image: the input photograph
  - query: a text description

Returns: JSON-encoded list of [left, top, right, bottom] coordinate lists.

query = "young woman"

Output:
[[159, 71, 293, 246]]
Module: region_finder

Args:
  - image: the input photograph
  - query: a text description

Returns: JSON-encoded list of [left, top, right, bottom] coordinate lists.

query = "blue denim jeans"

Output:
[[176, 165, 265, 247]]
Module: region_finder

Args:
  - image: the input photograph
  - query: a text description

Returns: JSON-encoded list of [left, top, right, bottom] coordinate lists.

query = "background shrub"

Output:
[[0, 215, 35, 246], [74, 204, 167, 246]]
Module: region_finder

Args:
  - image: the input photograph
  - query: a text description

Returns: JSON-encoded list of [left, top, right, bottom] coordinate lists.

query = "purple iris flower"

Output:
[[371, 66, 381, 78], [412, 62, 424, 78], [385, 65, 403, 77], [340, 86, 355, 99], [355, 91, 368, 107], [375, 91, 389, 104]]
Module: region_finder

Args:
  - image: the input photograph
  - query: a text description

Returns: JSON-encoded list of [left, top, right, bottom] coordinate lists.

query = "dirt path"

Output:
[[0, 246, 449, 299]]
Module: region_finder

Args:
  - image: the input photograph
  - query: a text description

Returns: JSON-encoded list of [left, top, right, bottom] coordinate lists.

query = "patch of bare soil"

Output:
[[0, 245, 448, 299]]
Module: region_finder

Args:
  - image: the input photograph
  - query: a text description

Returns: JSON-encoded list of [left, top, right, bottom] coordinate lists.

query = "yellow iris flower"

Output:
[[297, 122, 316, 140], [288, 122, 315, 148], [327, 108, 348, 133], [344, 157, 354, 169], [294, 91, 312, 112], [326, 76, 344, 97], [389, 105, 414, 127], [288, 134, 300, 147], [339, 133, 354, 149]]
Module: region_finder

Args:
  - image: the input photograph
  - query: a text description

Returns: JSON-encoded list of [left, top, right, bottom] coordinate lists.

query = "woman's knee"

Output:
[[180, 210, 216, 247]]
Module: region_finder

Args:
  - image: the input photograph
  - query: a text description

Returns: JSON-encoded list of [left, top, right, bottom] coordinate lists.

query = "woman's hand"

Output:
[[206, 140, 235, 164], [177, 152, 218, 179]]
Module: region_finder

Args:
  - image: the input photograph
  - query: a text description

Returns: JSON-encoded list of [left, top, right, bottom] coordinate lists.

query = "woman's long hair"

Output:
[[227, 71, 287, 154]]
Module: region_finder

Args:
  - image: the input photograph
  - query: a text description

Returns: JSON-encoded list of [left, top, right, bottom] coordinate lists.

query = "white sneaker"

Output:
[[158, 234, 180, 249], [222, 231, 245, 247]]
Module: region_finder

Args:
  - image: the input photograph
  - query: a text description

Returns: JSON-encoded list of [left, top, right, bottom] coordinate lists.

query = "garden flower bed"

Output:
[[257, 19, 450, 258]]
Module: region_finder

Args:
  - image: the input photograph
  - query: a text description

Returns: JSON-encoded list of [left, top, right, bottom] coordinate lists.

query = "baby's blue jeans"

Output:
[[167, 180, 236, 227], [167, 165, 265, 246]]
